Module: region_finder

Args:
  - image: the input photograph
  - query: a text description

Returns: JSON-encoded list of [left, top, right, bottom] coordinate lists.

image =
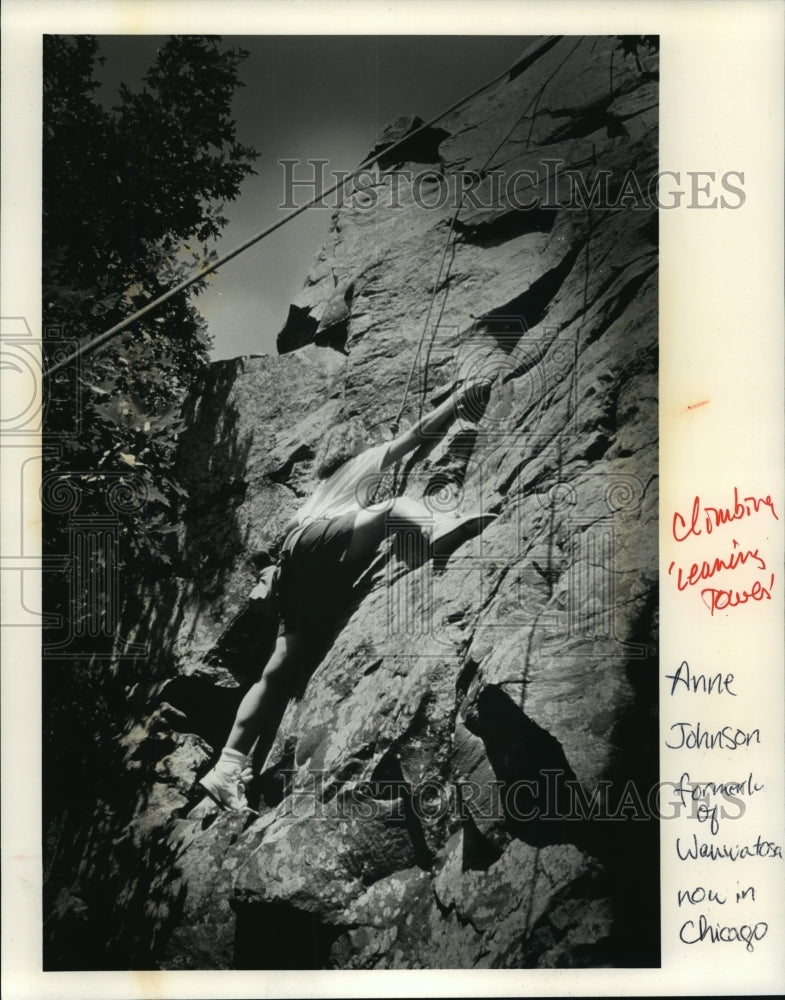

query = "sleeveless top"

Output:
[[292, 441, 390, 526]]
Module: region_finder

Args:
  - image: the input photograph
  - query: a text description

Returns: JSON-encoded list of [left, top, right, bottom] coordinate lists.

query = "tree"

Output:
[[43, 35, 258, 567], [42, 37, 258, 966]]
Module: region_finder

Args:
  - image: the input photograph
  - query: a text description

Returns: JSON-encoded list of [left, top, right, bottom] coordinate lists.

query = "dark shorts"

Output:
[[276, 511, 359, 641]]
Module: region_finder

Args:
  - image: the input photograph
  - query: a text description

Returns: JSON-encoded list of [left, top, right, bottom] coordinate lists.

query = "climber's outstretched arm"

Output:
[[382, 376, 493, 467]]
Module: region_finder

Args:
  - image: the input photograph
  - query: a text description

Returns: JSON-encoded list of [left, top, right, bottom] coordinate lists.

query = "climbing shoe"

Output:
[[199, 747, 255, 812]]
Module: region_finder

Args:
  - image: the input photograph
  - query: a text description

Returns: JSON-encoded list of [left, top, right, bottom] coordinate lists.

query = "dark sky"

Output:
[[94, 35, 529, 359]]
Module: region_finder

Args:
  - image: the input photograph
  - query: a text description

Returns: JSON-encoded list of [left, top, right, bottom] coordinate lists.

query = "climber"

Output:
[[199, 375, 496, 811]]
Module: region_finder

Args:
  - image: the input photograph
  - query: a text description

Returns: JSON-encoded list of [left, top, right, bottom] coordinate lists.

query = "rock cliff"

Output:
[[46, 35, 659, 970]]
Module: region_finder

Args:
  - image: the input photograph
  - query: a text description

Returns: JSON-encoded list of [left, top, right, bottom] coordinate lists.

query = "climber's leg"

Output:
[[200, 632, 303, 810], [346, 496, 496, 565], [345, 496, 432, 564], [226, 631, 303, 757]]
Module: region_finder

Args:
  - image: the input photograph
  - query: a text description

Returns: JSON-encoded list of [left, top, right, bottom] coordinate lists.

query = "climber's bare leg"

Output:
[[347, 497, 496, 567], [346, 496, 433, 565], [226, 631, 304, 762]]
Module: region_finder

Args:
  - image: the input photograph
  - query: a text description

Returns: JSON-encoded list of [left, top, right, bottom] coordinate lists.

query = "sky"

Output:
[[93, 35, 529, 360]]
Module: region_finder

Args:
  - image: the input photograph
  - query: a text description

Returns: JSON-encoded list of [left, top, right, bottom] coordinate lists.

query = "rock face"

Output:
[[47, 36, 659, 970]]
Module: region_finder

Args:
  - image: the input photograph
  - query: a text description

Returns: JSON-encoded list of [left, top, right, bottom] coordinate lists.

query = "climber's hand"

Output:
[[456, 375, 494, 418]]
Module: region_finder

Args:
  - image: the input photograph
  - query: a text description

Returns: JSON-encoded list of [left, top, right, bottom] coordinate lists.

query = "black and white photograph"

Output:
[[39, 30, 660, 972], [1, 1, 783, 997]]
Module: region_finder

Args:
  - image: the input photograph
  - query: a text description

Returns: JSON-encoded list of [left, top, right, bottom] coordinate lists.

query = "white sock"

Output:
[[217, 747, 250, 770]]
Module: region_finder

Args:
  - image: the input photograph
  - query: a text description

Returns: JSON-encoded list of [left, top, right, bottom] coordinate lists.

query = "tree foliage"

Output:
[[42, 37, 258, 965], [43, 35, 258, 566]]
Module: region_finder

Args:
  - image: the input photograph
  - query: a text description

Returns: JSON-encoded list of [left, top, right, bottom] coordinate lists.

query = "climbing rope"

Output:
[[43, 37, 561, 380], [388, 36, 587, 687], [390, 36, 584, 434]]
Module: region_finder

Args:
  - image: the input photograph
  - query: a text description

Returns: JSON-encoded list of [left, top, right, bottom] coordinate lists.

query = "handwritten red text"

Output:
[[701, 575, 775, 616], [672, 487, 778, 543], [668, 540, 766, 591], [670, 487, 778, 616]]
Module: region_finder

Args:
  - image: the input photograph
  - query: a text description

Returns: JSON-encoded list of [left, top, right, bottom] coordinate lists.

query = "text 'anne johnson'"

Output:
[[669, 487, 778, 615]]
